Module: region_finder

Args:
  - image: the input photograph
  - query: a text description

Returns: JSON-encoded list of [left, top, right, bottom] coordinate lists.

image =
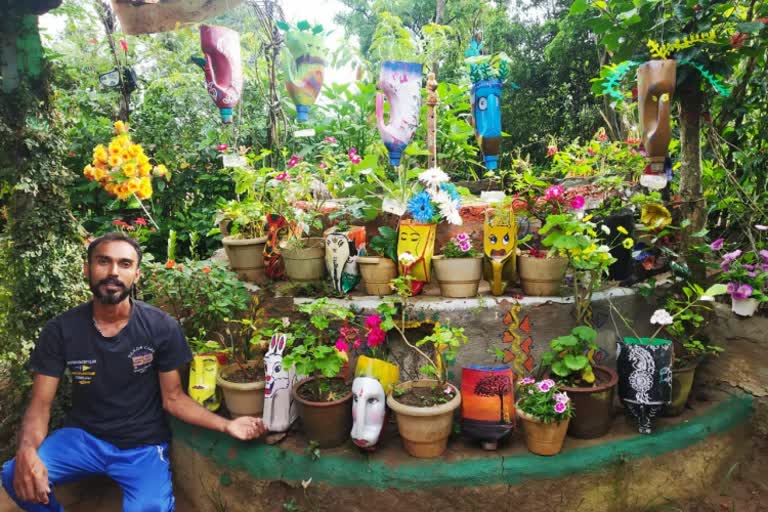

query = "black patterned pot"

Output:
[[616, 337, 673, 434]]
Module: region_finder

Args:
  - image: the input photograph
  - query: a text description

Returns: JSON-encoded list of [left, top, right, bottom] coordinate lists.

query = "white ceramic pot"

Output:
[[731, 297, 759, 317]]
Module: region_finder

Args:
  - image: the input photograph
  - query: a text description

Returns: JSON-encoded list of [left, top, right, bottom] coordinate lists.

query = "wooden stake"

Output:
[[426, 72, 438, 169]]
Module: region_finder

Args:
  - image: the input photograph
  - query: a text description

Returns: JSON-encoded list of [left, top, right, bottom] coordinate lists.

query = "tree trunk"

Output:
[[678, 74, 706, 281]]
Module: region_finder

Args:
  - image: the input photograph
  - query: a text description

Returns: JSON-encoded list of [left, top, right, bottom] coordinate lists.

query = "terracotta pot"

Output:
[[222, 235, 268, 283], [216, 361, 265, 418], [516, 406, 570, 456], [386, 380, 462, 458], [282, 237, 327, 282], [518, 254, 567, 296], [357, 256, 397, 295], [661, 362, 698, 417], [292, 376, 352, 448], [432, 255, 483, 298], [731, 297, 758, 317], [557, 366, 618, 439]]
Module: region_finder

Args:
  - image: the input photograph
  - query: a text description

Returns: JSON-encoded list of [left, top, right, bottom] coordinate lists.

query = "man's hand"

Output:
[[13, 448, 51, 504], [225, 416, 267, 441]]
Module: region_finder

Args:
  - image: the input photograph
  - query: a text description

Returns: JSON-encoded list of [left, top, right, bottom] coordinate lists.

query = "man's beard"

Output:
[[90, 277, 132, 305]]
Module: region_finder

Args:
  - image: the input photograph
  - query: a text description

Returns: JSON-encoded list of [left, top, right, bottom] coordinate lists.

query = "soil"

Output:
[[296, 378, 351, 403], [558, 368, 611, 389], [224, 365, 265, 383], [395, 384, 456, 407]]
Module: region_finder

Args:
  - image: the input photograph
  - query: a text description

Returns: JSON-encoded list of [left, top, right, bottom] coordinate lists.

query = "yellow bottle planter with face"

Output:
[[397, 220, 437, 283], [188, 354, 221, 412], [483, 208, 518, 296]]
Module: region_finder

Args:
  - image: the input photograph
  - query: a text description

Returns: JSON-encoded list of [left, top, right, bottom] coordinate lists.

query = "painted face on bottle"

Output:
[[397, 221, 436, 282], [483, 210, 516, 262], [471, 80, 502, 169], [350, 376, 386, 448]]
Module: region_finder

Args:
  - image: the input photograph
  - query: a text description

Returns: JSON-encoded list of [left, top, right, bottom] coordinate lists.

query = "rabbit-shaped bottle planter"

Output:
[[376, 61, 424, 166], [263, 334, 302, 432], [637, 60, 676, 190], [192, 25, 243, 124]]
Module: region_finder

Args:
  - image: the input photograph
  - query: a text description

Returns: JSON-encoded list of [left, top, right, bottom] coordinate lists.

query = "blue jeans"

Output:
[[1, 428, 174, 511]]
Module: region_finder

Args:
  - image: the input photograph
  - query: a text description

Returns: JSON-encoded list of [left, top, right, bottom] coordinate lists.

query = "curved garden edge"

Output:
[[170, 392, 752, 491]]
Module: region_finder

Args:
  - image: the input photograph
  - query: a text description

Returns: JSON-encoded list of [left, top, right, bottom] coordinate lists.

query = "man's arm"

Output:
[[14, 374, 60, 504], [158, 370, 265, 441]]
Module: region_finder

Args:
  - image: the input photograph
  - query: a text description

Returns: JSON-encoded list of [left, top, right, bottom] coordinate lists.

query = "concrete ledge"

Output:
[[171, 392, 753, 512]]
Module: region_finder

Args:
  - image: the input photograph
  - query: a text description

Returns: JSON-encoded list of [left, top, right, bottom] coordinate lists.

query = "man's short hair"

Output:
[[87, 232, 143, 265]]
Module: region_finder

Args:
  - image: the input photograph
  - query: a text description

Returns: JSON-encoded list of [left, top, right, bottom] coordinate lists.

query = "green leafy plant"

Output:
[[368, 226, 398, 262], [540, 325, 599, 386], [464, 39, 512, 83], [663, 282, 725, 369], [369, 12, 420, 63]]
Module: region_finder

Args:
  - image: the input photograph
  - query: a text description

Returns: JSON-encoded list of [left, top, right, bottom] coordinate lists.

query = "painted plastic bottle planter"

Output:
[[483, 207, 518, 296], [376, 61, 424, 166], [282, 23, 326, 122], [188, 354, 221, 412], [470, 79, 502, 171], [397, 220, 436, 296], [263, 334, 303, 433], [351, 356, 399, 449], [461, 365, 515, 450], [637, 59, 676, 190], [617, 337, 673, 434], [194, 25, 243, 124], [324, 226, 366, 294]]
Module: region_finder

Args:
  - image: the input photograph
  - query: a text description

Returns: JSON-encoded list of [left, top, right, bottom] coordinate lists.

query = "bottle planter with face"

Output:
[[193, 25, 243, 124], [637, 59, 676, 190], [188, 354, 221, 412], [397, 220, 436, 295], [376, 61, 424, 166], [324, 227, 366, 294], [483, 208, 517, 296], [263, 334, 302, 432], [351, 356, 399, 449], [470, 79, 502, 171]]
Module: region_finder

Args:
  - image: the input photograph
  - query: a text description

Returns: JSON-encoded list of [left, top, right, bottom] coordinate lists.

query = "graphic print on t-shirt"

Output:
[[129, 346, 155, 374], [68, 359, 97, 385]]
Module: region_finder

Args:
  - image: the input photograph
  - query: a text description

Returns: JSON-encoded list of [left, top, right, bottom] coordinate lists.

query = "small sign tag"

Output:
[[294, 128, 316, 138], [222, 154, 247, 168], [382, 198, 407, 216]]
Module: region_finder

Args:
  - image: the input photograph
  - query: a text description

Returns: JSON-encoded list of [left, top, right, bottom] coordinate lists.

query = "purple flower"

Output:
[[537, 381, 552, 392], [721, 250, 742, 270], [541, 379, 556, 388], [520, 377, 535, 385], [732, 284, 753, 300], [455, 233, 470, 243], [726, 282, 737, 295], [554, 392, 570, 404], [709, 238, 724, 251], [459, 241, 472, 252], [323, 136, 338, 144], [554, 402, 567, 414], [760, 250, 768, 263]]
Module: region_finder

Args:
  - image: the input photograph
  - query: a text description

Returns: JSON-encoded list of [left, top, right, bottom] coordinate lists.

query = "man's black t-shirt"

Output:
[[29, 299, 192, 449]]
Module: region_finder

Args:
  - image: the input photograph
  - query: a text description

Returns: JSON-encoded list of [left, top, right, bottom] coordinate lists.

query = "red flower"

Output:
[[624, 138, 641, 145], [597, 132, 607, 142], [349, 154, 361, 164], [275, 171, 289, 181], [134, 217, 147, 226], [165, 260, 176, 269], [119, 39, 128, 52], [201, 266, 211, 273], [217, 144, 229, 152], [176, 264, 184, 271], [730, 32, 749, 49], [287, 155, 301, 168], [587, 148, 597, 156], [546, 145, 558, 157], [112, 219, 129, 227]]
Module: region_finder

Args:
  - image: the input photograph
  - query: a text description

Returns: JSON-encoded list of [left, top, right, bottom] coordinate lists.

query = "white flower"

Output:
[[281, 317, 291, 327], [398, 252, 417, 265], [650, 309, 674, 326], [700, 295, 715, 302], [440, 200, 463, 226], [431, 190, 452, 207], [418, 167, 450, 189], [600, 225, 611, 235]]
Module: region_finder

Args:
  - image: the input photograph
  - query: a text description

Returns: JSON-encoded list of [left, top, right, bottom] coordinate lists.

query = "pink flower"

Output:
[[275, 172, 289, 181], [546, 145, 558, 157], [732, 284, 753, 300], [348, 147, 357, 157], [760, 250, 768, 263], [709, 238, 724, 251], [287, 155, 301, 168], [544, 185, 565, 201], [365, 315, 382, 329], [554, 392, 570, 404], [536, 381, 553, 392], [318, 162, 328, 169], [349, 154, 361, 164], [367, 327, 386, 347], [554, 402, 567, 414], [587, 148, 597, 156], [119, 39, 128, 52], [87, 37, 97, 44], [520, 377, 535, 385], [459, 240, 472, 252], [134, 217, 147, 226], [335, 339, 349, 352], [455, 233, 470, 243], [625, 138, 641, 145], [597, 132, 607, 142], [755, 225, 768, 231], [217, 144, 229, 151], [323, 136, 338, 144], [569, 195, 585, 210], [353, 338, 362, 350]]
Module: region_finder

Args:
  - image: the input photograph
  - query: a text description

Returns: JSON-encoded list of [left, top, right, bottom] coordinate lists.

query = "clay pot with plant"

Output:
[[357, 226, 399, 295], [539, 325, 617, 439], [215, 316, 268, 418], [283, 299, 354, 448], [432, 232, 483, 298], [516, 378, 573, 456], [384, 276, 468, 458], [279, 183, 330, 283]]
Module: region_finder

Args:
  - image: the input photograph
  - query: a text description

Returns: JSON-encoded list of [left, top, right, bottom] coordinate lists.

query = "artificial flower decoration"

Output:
[[640, 202, 672, 230], [84, 121, 167, 202], [405, 168, 463, 226]]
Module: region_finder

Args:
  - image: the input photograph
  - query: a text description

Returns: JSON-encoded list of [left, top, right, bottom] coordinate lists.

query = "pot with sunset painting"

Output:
[[461, 365, 514, 450]]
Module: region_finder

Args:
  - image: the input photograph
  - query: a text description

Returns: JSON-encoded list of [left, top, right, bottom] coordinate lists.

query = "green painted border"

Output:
[[171, 393, 752, 490]]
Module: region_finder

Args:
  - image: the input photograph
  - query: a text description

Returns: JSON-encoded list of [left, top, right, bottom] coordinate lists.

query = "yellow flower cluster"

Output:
[[83, 121, 168, 201]]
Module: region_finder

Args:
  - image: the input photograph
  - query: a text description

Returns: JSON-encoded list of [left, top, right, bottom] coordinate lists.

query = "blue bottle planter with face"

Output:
[[471, 79, 502, 171]]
